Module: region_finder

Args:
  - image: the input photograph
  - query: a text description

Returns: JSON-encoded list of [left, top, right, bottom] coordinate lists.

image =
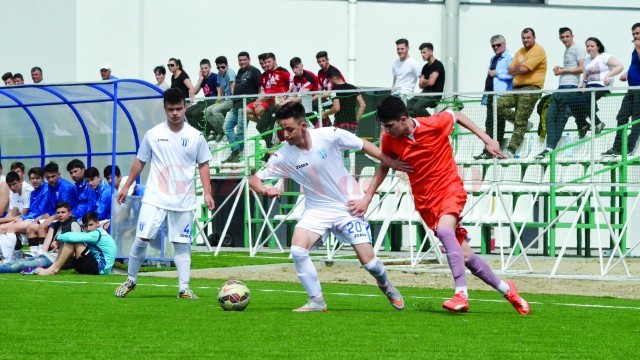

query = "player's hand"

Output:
[[262, 187, 281, 198], [620, 73, 628, 82], [204, 193, 215, 211], [485, 139, 506, 159], [348, 198, 371, 218], [43, 217, 54, 227], [117, 187, 129, 204], [383, 157, 413, 173]]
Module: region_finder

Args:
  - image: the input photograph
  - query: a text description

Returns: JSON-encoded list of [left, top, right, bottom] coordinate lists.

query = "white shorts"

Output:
[[135, 203, 193, 244], [296, 209, 372, 246]]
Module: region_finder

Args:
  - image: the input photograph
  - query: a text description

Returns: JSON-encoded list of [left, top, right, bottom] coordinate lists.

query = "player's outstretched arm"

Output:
[[249, 175, 281, 198], [361, 140, 413, 173], [118, 159, 146, 204], [454, 111, 505, 159], [198, 162, 215, 211]]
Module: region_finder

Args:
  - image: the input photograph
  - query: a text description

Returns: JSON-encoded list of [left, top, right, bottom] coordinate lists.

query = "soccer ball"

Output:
[[217, 280, 250, 311]]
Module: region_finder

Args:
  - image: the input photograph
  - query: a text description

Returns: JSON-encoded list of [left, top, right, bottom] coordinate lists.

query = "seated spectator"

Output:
[[67, 159, 94, 221], [12, 73, 24, 85], [0, 171, 34, 262], [103, 165, 121, 189], [186, 59, 219, 138], [569, 37, 624, 138], [283, 57, 318, 116], [168, 58, 194, 102], [31, 66, 43, 84], [2, 72, 14, 86], [323, 68, 366, 133], [203, 56, 236, 143], [41, 202, 81, 253], [84, 167, 112, 224], [408, 42, 446, 117], [154, 65, 170, 91], [37, 211, 116, 275]]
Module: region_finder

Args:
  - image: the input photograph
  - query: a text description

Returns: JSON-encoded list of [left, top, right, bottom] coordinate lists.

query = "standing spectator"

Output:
[[391, 38, 421, 96], [2, 72, 14, 86], [31, 66, 43, 84], [222, 52, 261, 163], [100, 64, 117, 80], [168, 58, 194, 102], [474, 35, 514, 160], [115, 88, 214, 299], [409, 43, 446, 117], [497, 28, 547, 157], [535, 28, 586, 159], [186, 59, 219, 138], [154, 66, 170, 91], [12, 74, 24, 85], [603, 23, 640, 156], [568, 37, 623, 138], [284, 57, 318, 116], [203, 56, 236, 143]]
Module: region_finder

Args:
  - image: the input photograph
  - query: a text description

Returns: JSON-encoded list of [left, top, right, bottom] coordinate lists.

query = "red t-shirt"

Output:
[[260, 66, 291, 94], [381, 111, 464, 210], [292, 70, 318, 92], [317, 65, 345, 91]]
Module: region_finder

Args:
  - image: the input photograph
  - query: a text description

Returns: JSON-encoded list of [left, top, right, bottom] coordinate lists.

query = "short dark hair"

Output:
[[275, 102, 306, 123], [377, 96, 409, 122], [103, 165, 121, 178], [163, 88, 185, 106], [396, 38, 409, 46], [82, 211, 99, 225], [154, 65, 166, 75], [326, 67, 341, 79], [10, 162, 25, 173], [522, 28, 536, 36], [316, 51, 328, 59], [258, 53, 267, 61], [43, 162, 59, 174], [84, 167, 100, 179], [168, 58, 183, 71], [31, 66, 42, 73], [215, 56, 228, 65], [66, 159, 85, 172], [2, 72, 13, 82], [559, 27, 572, 35], [238, 51, 250, 59], [586, 37, 605, 53], [5, 171, 20, 184], [56, 201, 72, 211], [200, 59, 211, 66], [28, 167, 44, 179], [419, 43, 433, 51], [13, 73, 23, 81], [633, 23, 640, 31], [290, 57, 302, 68], [264, 52, 276, 61]]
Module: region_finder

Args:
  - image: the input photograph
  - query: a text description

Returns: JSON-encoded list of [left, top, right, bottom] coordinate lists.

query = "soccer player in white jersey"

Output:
[[250, 102, 413, 312], [0, 171, 34, 262], [115, 88, 215, 299]]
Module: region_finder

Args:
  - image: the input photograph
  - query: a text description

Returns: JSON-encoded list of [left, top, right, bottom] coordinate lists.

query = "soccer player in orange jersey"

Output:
[[349, 96, 530, 315]]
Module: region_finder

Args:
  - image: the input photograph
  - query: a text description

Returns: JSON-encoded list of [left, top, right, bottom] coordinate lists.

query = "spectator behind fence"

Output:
[[186, 59, 219, 139], [100, 63, 117, 80], [2, 72, 14, 86], [391, 38, 421, 96], [604, 23, 640, 156], [284, 57, 318, 117], [568, 37, 623, 139], [497, 28, 547, 158], [409, 42, 445, 117], [536, 27, 586, 159], [154, 65, 170, 91], [222, 52, 261, 163], [315, 51, 345, 113], [12, 73, 24, 85], [31, 66, 43, 84], [203, 56, 236, 143], [474, 35, 514, 160], [168, 58, 194, 102]]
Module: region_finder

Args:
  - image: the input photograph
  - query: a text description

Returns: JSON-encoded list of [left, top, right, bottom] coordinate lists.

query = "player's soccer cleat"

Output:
[[443, 291, 469, 312], [177, 288, 199, 299], [504, 281, 530, 315], [292, 298, 327, 312], [115, 279, 136, 298], [379, 283, 404, 310]]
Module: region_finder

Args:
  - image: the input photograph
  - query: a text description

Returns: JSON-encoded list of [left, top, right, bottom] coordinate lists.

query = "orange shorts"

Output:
[[247, 99, 274, 113], [417, 189, 468, 244]]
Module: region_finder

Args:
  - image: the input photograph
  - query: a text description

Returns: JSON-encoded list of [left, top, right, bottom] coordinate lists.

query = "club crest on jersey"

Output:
[[318, 148, 327, 159], [181, 138, 189, 147], [138, 222, 145, 231]]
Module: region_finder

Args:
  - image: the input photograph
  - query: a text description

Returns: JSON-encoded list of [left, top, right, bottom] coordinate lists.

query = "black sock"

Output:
[[14, 240, 23, 251], [28, 237, 39, 247]]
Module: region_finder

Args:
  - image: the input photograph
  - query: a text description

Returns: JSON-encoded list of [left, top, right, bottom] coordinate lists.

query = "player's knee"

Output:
[[290, 245, 309, 262]]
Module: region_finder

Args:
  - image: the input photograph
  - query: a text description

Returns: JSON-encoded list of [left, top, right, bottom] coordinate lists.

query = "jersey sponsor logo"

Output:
[[317, 148, 327, 159], [156, 138, 169, 142], [181, 138, 189, 147], [295, 163, 309, 170]]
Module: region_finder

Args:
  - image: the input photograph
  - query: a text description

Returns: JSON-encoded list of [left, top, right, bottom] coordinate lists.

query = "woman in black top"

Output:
[[168, 58, 194, 101]]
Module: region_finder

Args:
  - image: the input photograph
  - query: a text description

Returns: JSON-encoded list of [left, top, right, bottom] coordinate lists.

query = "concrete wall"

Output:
[[1, 0, 639, 91]]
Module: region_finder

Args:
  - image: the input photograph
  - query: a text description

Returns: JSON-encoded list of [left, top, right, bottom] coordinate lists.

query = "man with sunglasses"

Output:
[[474, 35, 514, 160], [204, 56, 237, 147]]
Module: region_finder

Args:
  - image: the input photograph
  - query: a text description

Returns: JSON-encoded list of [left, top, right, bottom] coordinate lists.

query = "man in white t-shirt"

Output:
[[392, 38, 421, 96], [249, 102, 413, 312], [0, 171, 34, 262], [115, 88, 215, 300]]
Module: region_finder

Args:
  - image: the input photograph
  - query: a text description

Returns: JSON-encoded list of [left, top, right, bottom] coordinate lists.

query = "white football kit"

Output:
[[8, 181, 34, 213], [256, 127, 372, 245]]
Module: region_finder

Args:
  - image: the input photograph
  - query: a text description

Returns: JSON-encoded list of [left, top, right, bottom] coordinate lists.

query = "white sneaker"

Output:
[[292, 298, 327, 312]]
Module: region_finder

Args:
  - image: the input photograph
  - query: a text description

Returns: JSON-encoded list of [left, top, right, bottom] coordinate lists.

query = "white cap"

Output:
[[100, 63, 111, 70]]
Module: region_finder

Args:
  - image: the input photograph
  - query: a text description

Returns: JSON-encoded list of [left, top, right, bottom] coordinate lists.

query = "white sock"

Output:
[[363, 257, 389, 287], [291, 246, 322, 298], [0, 234, 15, 261], [455, 286, 468, 298], [173, 242, 191, 292], [497, 280, 510, 295], [127, 238, 149, 283]]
